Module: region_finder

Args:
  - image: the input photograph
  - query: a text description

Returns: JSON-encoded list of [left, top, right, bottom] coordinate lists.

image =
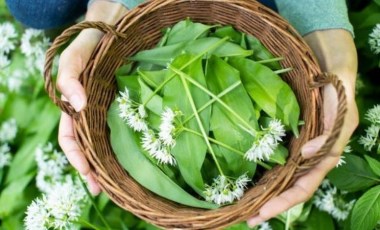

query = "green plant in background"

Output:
[[1, 0, 380, 229]]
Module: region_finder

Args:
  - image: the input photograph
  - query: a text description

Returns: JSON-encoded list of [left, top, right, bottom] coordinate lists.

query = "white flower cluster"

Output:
[[245, 119, 286, 162], [369, 24, 380, 55], [25, 176, 87, 230], [313, 179, 356, 221], [117, 89, 148, 132], [0, 118, 17, 143], [35, 143, 69, 193], [20, 29, 50, 74], [359, 105, 380, 152], [258, 222, 273, 230], [117, 88, 179, 165], [0, 22, 18, 69], [204, 174, 250, 205], [0, 144, 12, 169], [0, 118, 17, 169], [25, 143, 88, 230]]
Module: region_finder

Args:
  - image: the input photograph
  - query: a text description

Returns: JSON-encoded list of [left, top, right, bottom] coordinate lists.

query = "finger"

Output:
[[87, 172, 101, 195], [301, 134, 329, 158], [57, 50, 87, 112], [56, 29, 103, 112], [247, 155, 339, 227], [59, 112, 91, 176]]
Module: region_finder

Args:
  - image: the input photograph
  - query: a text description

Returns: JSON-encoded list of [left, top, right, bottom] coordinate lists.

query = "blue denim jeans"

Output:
[[6, 0, 277, 29]]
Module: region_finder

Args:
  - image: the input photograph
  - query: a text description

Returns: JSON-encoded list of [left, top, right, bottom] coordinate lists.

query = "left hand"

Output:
[[247, 29, 358, 227]]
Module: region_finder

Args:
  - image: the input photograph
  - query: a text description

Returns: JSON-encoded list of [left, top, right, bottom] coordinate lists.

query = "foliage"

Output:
[[0, 0, 380, 229]]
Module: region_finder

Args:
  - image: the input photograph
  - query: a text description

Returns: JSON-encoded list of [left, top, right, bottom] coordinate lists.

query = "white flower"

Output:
[[365, 105, 380, 125], [141, 130, 177, 165], [369, 24, 380, 55], [47, 178, 86, 229], [0, 53, 10, 69], [245, 133, 277, 162], [343, 145, 352, 153], [313, 179, 355, 221], [258, 222, 273, 230], [159, 108, 178, 147], [21, 29, 50, 57], [359, 124, 379, 151], [0, 22, 18, 54], [336, 155, 346, 168], [24, 196, 50, 230], [25, 176, 86, 230], [0, 143, 12, 169], [204, 174, 250, 205], [7, 70, 28, 92], [35, 143, 69, 192], [245, 119, 285, 162], [0, 118, 17, 143], [117, 88, 148, 132], [267, 119, 286, 142]]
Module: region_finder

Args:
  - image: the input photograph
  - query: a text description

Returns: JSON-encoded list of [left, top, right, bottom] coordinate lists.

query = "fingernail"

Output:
[[69, 94, 84, 112], [88, 182, 100, 196]]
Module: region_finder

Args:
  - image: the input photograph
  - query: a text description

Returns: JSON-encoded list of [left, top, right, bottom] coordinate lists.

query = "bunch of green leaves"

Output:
[[108, 19, 300, 208]]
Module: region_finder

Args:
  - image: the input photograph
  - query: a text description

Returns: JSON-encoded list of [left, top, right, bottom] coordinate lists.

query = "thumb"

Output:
[[301, 134, 329, 159], [56, 29, 103, 112]]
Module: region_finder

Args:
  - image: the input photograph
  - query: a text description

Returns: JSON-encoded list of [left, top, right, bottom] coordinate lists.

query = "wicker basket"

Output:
[[44, 0, 347, 229]]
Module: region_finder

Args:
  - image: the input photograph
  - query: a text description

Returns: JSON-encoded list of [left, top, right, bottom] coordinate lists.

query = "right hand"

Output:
[[56, 0, 128, 195]]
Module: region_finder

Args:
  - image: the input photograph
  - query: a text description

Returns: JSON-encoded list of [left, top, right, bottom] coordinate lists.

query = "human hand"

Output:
[[57, 0, 128, 195], [247, 29, 358, 227]]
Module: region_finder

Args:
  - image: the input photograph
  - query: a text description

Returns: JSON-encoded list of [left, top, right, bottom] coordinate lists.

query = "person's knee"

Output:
[[6, 0, 88, 29]]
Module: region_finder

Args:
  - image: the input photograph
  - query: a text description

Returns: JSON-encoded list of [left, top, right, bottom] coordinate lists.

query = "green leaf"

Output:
[[328, 154, 379, 192], [301, 208, 335, 230], [351, 185, 380, 230], [130, 37, 253, 66], [107, 102, 217, 209], [166, 19, 213, 45], [278, 203, 304, 225], [205, 56, 257, 178], [0, 173, 34, 217], [213, 26, 242, 44], [228, 57, 300, 136], [163, 54, 210, 195], [6, 101, 60, 183], [364, 155, 380, 177], [268, 144, 289, 165], [245, 35, 282, 70]]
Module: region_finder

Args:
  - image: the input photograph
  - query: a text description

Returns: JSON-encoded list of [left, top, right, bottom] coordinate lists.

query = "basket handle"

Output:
[[307, 72, 347, 162], [44, 21, 127, 116]]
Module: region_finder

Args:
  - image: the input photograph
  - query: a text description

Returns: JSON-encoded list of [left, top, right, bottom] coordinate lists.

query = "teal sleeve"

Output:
[[88, 0, 145, 10], [274, 0, 354, 37]]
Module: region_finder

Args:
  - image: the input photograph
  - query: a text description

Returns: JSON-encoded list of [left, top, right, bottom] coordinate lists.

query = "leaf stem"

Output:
[[182, 127, 271, 170], [257, 57, 284, 64], [182, 81, 242, 124], [274, 67, 293, 75], [169, 65, 257, 135], [178, 71, 225, 176], [141, 37, 230, 106], [74, 219, 103, 230], [78, 175, 112, 230]]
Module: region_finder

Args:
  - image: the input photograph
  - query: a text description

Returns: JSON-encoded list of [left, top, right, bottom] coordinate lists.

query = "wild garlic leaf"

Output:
[[246, 35, 282, 70], [205, 56, 257, 178], [229, 57, 300, 136], [130, 37, 253, 66], [162, 54, 211, 196], [107, 102, 217, 209], [165, 19, 214, 45]]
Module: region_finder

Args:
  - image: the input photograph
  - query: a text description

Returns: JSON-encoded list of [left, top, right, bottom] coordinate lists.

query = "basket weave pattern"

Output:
[[44, 0, 347, 229]]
